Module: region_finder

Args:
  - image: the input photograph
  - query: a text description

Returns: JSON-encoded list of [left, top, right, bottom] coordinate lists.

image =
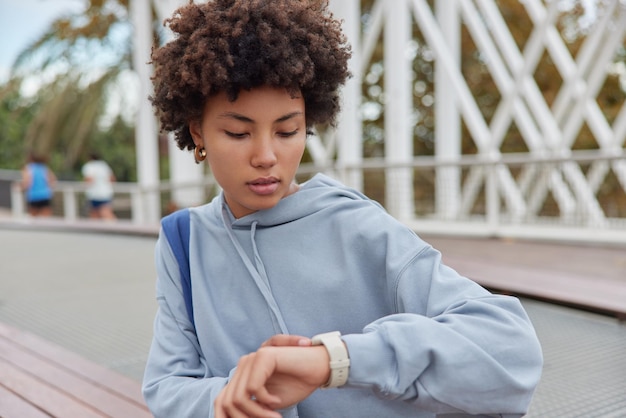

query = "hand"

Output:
[[261, 334, 312, 348], [214, 337, 330, 418]]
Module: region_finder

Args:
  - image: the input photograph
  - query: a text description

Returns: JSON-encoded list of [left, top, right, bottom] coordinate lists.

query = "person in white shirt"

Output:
[[82, 153, 117, 220]]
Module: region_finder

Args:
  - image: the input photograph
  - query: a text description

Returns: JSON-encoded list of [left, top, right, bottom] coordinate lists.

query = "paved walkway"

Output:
[[0, 217, 625, 417]]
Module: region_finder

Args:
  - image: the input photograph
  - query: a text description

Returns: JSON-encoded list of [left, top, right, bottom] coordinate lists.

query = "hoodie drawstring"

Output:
[[221, 206, 290, 334]]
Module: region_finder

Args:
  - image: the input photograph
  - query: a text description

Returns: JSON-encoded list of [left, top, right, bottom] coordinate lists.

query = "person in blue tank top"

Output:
[[142, 1, 543, 417], [21, 152, 57, 217]]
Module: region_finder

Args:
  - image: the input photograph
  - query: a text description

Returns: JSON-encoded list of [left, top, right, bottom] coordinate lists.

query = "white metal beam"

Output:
[[385, 0, 414, 219], [152, 0, 206, 209], [435, 0, 461, 219], [330, 0, 363, 190], [131, 0, 160, 223]]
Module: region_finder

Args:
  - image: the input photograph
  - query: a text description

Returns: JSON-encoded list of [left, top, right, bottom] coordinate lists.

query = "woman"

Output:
[[142, 1, 543, 417]]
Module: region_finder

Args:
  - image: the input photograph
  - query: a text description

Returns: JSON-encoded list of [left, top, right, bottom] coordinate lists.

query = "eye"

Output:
[[277, 129, 299, 138], [225, 130, 247, 139]]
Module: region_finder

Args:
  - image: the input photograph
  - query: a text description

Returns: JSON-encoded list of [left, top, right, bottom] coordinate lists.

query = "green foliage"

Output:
[[78, 115, 136, 182], [12, 0, 131, 77], [3, 0, 136, 180], [0, 80, 38, 169]]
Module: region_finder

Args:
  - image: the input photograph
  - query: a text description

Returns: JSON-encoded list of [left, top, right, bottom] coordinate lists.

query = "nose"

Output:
[[250, 136, 277, 168]]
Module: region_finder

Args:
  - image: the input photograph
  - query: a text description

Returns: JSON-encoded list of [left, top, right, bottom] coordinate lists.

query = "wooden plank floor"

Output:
[[425, 236, 626, 318], [0, 322, 151, 418]]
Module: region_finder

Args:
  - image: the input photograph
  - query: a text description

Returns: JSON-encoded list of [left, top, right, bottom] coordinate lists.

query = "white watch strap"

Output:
[[311, 331, 350, 388]]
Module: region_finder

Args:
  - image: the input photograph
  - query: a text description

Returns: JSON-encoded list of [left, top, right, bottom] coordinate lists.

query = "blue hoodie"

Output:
[[143, 173, 542, 418]]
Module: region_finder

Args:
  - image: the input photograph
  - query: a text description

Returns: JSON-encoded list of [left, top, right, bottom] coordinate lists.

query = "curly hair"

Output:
[[150, 0, 352, 150]]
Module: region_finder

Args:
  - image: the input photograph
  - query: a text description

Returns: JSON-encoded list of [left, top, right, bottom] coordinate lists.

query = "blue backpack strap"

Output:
[[161, 208, 194, 327]]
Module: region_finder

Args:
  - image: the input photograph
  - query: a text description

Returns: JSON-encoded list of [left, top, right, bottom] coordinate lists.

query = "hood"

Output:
[[214, 173, 374, 229], [200, 173, 375, 335]]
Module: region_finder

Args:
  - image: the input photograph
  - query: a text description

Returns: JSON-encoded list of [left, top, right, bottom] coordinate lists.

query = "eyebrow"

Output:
[[218, 111, 303, 124]]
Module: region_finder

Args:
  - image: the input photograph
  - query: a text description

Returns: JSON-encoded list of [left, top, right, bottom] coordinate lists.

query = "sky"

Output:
[[0, 0, 83, 82]]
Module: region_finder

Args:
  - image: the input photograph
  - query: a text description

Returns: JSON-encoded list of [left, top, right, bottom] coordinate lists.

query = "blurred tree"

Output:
[[2, 0, 624, 185], [86, 114, 136, 182], [0, 79, 39, 169], [6, 0, 137, 178]]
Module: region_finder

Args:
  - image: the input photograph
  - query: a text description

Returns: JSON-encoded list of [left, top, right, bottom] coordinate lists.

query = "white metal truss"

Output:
[[458, 0, 626, 227], [337, 0, 626, 238], [135, 0, 626, 241]]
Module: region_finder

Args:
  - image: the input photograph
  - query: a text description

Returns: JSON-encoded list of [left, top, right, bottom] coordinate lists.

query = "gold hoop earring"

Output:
[[194, 146, 207, 164]]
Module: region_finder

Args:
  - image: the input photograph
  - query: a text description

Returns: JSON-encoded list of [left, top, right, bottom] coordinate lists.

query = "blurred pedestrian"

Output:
[[82, 153, 117, 220], [21, 152, 56, 217]]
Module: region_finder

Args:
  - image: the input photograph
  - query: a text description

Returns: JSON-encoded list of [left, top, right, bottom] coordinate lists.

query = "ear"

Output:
[[189, 119, 204, 148]]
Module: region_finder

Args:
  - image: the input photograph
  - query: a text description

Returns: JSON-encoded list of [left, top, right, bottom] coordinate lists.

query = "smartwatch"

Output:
[[311, 331, 350, 388]]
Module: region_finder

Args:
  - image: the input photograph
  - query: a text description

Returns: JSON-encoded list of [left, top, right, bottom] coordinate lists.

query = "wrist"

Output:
[[311, 331, 350, 388]]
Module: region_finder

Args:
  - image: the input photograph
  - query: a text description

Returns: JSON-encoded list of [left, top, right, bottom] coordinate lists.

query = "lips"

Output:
[[247, 177, 280, 195]]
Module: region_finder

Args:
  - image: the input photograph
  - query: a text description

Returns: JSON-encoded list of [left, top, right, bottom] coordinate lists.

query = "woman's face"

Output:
[[190, 86, 307, 218]]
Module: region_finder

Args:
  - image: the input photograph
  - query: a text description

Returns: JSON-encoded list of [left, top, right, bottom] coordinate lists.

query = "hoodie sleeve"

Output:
[[341, 227, 543, 416], [142, 233, 230, 418]]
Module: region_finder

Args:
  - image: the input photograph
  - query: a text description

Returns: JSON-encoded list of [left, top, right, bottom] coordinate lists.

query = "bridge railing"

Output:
[[8, 149, 626, 244], [299, 149, 626, 245], [9, 177, 220, 224]]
